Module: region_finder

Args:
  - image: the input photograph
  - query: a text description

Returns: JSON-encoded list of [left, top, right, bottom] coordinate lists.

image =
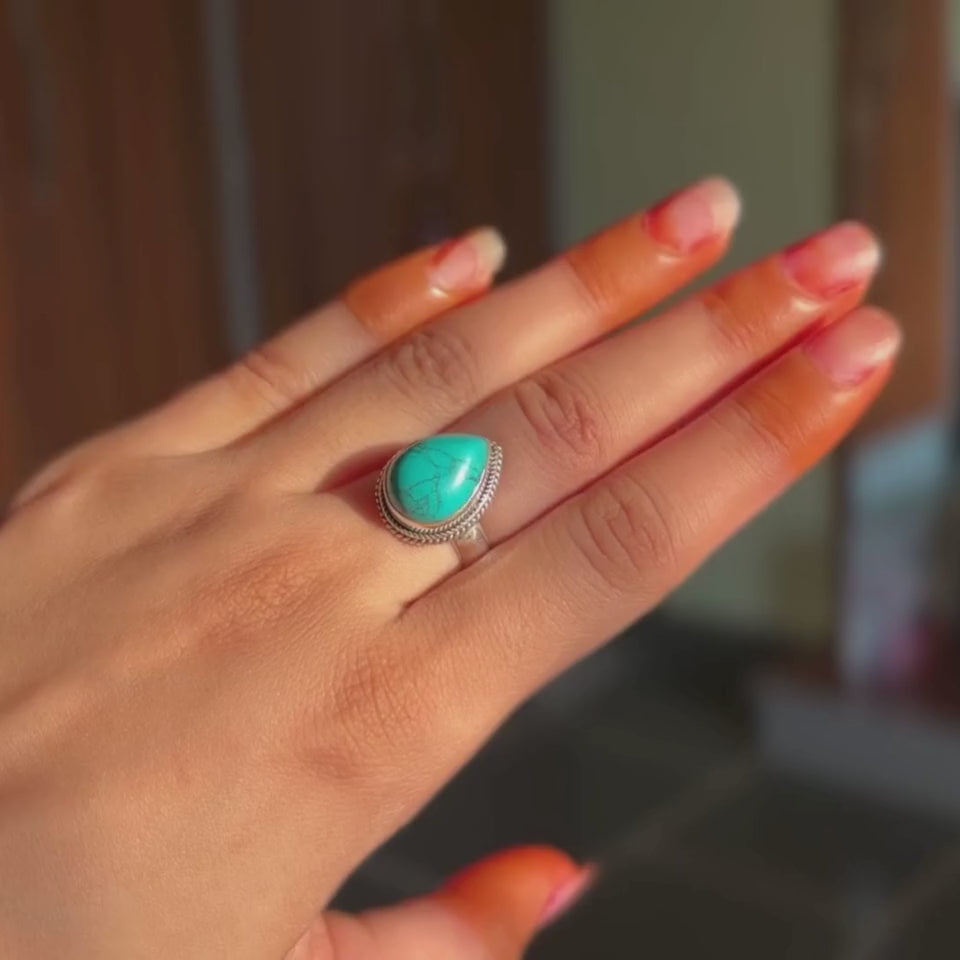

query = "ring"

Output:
[[376, 433, 502, 564]]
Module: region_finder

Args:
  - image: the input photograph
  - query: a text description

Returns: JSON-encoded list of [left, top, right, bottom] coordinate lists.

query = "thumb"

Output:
[[287, 846, 591, 960]]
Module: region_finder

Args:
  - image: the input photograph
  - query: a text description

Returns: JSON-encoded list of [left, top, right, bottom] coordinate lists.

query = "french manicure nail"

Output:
[[804, 308, 901, 386], [782, 222, 882, 299], [538, 867, 594, 929], [644, 177, 742, 254], [430, 227, 506, 294]]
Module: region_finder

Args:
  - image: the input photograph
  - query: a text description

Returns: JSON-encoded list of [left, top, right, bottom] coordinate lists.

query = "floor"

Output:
[[331, 619, 960, 959]]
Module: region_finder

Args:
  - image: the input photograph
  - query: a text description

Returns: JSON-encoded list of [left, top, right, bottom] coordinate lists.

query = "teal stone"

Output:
[[388, 434, 490, 525]]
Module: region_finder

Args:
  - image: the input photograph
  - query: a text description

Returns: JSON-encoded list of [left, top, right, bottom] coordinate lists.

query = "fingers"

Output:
[[287, 847, 586, 960], [406, 306, 900, 712], [9, 231, 505, 510], [255, 178, 742, 488], [134, 229, 507, 453], [456, 221, 880, 544]]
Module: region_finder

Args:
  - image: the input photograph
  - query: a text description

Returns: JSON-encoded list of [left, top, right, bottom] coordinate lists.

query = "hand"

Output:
[[0, 178, 896, 958]]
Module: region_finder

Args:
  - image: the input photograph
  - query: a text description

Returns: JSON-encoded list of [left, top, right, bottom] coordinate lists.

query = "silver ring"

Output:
[[376, 434, 502, 565]]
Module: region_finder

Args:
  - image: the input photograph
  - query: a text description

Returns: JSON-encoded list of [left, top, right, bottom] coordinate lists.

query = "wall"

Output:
[[550, 0, 837, 643]]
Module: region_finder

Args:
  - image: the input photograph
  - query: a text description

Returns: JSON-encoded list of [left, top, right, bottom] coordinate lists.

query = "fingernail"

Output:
[[644, 177, 741, 254], [430, 227, 506, 294], [804, 308, 901, 386], [782, 222, 882, 299], [538, 867, 594, 929]]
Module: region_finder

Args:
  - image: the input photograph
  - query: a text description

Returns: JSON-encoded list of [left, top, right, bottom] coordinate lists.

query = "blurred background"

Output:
[[0, 0, 958, 956]]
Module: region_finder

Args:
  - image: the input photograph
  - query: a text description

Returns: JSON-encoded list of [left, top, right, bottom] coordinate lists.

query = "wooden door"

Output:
[[0, 1, 226, 499], [0, 0, 548, 501]]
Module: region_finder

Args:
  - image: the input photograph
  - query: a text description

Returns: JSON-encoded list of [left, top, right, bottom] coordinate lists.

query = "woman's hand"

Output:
[[0, 178, 896, 959]]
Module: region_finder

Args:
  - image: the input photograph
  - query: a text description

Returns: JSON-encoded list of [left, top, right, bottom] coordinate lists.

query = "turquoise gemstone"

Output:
[[388, 434, 490, 525]]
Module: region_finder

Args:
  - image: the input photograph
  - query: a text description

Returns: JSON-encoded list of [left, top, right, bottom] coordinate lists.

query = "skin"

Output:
[[0, 177, 899, 959]]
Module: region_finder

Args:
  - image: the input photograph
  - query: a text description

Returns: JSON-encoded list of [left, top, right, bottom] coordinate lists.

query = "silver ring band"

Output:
[[452, 523, 490, 565]]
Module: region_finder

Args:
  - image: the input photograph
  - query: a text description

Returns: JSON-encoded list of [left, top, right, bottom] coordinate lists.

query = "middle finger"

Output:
[[253, 178, 741, 488]]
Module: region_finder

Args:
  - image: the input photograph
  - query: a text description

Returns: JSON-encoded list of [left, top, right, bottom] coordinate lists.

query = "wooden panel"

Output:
[[0, 0, 547, 499], [839, 0, 955, 432], [238, 0, 549, 334], [0, 0, 227, 499]]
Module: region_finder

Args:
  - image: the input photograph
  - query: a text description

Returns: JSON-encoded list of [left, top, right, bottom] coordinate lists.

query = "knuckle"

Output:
[[26, 457, 120, 518], [297, 646, 430, 788], [220, 547, 313, 633], [9, 432, 127, 512], [513, 368, 608, 466], [9, 455, 84, 512], [341, 652, 423, 751], [697, 287, 759, 357], [560, 249, 615, 318], [379, 325, 479, 410], [228, 342, 305, 412], [573, 472, 678, 593], [720, 382, 806, 474], [206, 515, 331, 640]]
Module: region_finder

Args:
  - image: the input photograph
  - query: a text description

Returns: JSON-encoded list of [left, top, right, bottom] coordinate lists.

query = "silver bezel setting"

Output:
[[376, 441, 503, 545]]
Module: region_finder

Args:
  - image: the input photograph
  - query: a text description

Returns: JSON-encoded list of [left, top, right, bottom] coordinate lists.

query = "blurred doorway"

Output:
[[761, 0, 960, 820]]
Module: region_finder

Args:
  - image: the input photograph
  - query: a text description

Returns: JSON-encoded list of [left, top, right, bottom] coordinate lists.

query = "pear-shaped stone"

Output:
[[388, 434, 490, 525]]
